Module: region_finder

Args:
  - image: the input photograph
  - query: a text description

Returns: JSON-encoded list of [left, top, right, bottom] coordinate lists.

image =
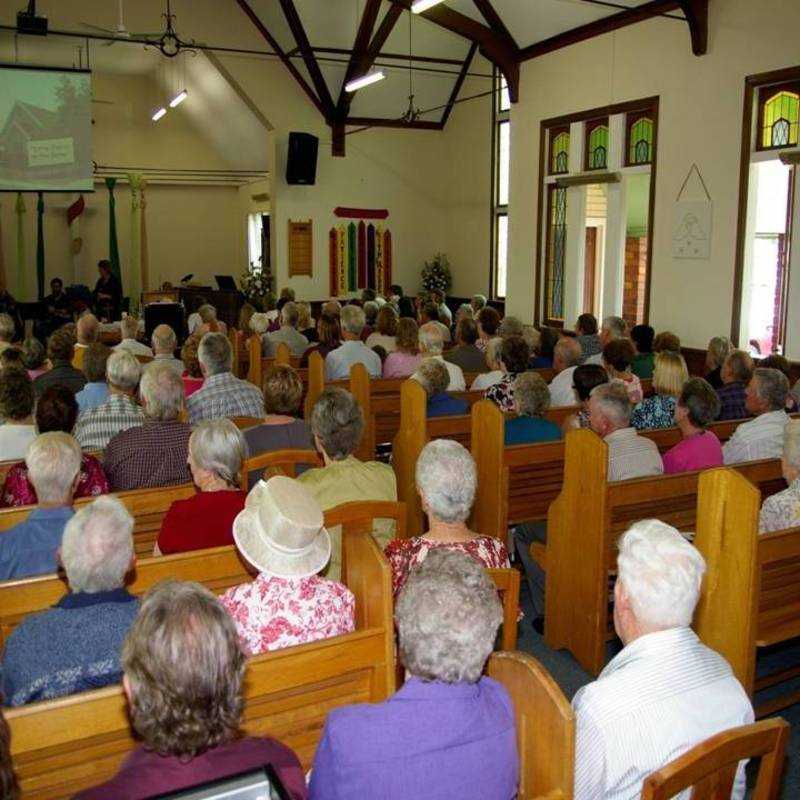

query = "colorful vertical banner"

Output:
[[128, 174, 143, 315], [336, 226, 346, 297], [383, 230, 392, 289], [105, 178, 121, 284], [357, 221, 367, 288], [375, 226, 384, 295], [366, 224, 376, 290], [140, 181, 149, 292], [328, 228, 338, 297], [67, 194, 85, 285], [14, 193, 26, 301], [347, 222, 357, 292], [36, 192, 45, 300]]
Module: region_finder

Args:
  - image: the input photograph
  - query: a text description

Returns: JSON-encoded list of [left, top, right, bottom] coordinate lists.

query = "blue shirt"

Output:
[[504, 416, 562, 445], [309, 676, 518, 800], [75, 381, 110, 413], [0, 506, 74, 581], [325, 340, 382, 381], [427, 392, 469, 418]]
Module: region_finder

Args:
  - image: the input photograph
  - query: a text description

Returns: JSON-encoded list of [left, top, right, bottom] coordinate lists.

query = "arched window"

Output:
[[585, 119, 609, 170], [550, 128, 570, 174], [626, 113, 654, 165], [759, 85, 799, 149]]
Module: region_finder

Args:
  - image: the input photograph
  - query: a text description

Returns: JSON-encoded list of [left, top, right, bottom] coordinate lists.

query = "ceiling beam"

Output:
[[471, 0, 516, 48], [388, 0, 519, 102], [441, 42, 478, 128], [234, 0, 326, 118], [278, 0, 336, 118], [347, 116, 443, 131], [678, 0, 708, 55], [518, 0, 688, 61]]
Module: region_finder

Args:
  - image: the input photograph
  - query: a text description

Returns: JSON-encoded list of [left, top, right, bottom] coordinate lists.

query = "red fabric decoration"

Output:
[[66, 194, 85, 225], [334, 207, 389, 219]]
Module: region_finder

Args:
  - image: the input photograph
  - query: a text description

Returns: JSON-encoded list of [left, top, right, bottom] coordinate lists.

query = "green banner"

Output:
[[106, 177, 121, 284], [36, 192, 45, 300], [347, 222, 356, 291], [14, 193, 26, 300]]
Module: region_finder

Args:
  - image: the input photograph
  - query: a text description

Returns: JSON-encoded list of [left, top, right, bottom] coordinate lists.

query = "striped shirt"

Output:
[[604, 427, 664, 481], [573, 627, 753, 800], [722, 409, 789, 465], [74, 394, 145, 451], [186, 372, 264, 424]]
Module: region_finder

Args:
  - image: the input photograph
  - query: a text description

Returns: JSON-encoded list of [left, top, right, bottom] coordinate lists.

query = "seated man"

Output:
[[573, 519, 753, 799], [187, 332, 264, 423], [74, 350, 144, 450], [0, 432, 80, 580], [325, 305, 382, 380], [114, 316, 153, 358], [418, 301, 452, 344], [34, 327, 86, 397], [723, 367, 790, 465], [548, 336, 582, 407], [583, 315, 627, 367], [412, 322, 466, 391], [415, 359, 468, 418], [1, 496, 138, 706], [716, 350, 754, 421], [75, 343, 111, 413], [151, 324, 184, 374], [263, 301, 309, 358], [72, 313, 99, 369], [444, 317, 486, 374], [104, 362, 192, 490], [75, 581, 306, 800], [309, 550, 518, 799]]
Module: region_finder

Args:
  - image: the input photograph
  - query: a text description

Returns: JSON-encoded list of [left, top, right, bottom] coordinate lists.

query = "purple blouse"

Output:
[[662, 430, 724, 474], [382, 351, 422, 379]]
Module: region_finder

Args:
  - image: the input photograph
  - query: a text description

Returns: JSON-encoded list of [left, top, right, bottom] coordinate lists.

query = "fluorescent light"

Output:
[[345, 70, 385, 93], [412, 0, 445, 13], [151, 107, 167, 121], [169, 89, 188, 108]]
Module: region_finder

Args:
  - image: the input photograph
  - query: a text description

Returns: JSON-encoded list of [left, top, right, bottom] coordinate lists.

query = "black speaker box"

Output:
[[144, 303, 186, 346], [286, 132, 319, 185]]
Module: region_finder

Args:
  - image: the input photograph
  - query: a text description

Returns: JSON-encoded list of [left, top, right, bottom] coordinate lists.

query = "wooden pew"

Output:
[[6, 504, 397, 799], [542, 430, 786, 676], [692, 468, 800, 717], [240, 448, 322, 489], [247, 338, 298, 388], [487, 651, 574, 800]]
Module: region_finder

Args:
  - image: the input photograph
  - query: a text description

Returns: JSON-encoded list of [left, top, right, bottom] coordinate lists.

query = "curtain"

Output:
[[140, 180, 149, 293], [36, 192, 45, 300], [14, 193, 26, 300], [128, 174, 143, 314], [106, 178, 121, 283]]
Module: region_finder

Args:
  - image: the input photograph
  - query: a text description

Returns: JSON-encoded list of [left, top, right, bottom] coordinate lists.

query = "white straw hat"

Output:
[[233, 476, 331, 579]]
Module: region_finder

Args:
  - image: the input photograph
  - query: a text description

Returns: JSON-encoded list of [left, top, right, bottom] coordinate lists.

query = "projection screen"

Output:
[[0, 65, 93, 192]]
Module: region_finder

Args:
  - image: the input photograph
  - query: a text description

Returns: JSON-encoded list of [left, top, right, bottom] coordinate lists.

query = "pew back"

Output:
[[239, 448, 322, 489]]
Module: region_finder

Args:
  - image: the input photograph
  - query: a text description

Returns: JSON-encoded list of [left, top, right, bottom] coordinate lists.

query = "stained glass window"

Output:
[[550, 128, 570, 175], [545, 186, 567, 320], [585, 119, 609, 170], [627, 113, 654, 165], [759, 85, 799, 149]]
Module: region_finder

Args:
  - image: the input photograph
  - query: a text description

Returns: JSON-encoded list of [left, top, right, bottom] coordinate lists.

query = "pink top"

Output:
[[182, 372, 204, 398], [383, 351, 422, 379], [611, 374, 643, 405], [220, 573, 355, 656], [1, 454, 109, 507], [662, 430, 724, 474]]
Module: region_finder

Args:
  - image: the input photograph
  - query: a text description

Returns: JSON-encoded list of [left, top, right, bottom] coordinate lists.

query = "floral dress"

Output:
[[220, 573, 355, 656], [384, 535, 510, 597], [611, 374, 643, 405], [485, 372, 520, 412], [1, 454, 109, 507], [630, 394, 676, 430]]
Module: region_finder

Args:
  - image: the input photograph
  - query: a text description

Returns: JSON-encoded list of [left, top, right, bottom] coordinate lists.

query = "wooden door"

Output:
[[583, 226, 597, 314]]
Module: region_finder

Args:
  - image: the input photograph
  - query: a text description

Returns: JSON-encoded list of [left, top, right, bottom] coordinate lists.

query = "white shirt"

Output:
[[584, 352, 604, 366], [431, 320, 452, 343], [471, 370, 503, 391], [549, 365, 578, 407], [412, 355, 465, 392], [365, 333, 397, 353], [604, 427, 663, 481], [573, 627, 753, 800], [0, 424, 36, 461], [114, 338, 154, 358], [722, 409, 789, 465], [325, 340, 382, 381], [187, 312, 201, 334]]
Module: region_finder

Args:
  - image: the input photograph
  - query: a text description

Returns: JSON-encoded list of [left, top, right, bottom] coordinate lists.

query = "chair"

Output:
[[239, 448, 322, 489], [640, 718, 789, 800]]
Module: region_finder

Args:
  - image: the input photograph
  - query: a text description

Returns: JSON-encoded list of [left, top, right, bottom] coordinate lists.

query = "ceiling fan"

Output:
[[80, 0, 163, 46]]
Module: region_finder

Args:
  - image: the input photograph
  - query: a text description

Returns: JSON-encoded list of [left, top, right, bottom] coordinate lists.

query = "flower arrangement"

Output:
[[241, 270, 274, 311], [420, 253, 452, 294]]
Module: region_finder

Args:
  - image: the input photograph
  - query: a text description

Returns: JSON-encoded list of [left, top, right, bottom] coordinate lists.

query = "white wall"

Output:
[[506, 0, 800, 348]]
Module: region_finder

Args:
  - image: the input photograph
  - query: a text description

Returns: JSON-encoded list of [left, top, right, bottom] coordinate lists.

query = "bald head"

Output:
[[554, 337, 581, 372], [76, 314, 99, 345], [152, 324, 177, 356]]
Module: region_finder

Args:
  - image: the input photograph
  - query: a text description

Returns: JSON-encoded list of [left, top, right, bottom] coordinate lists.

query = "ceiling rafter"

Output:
[[441, 41, 478, 127], [678, 0, 708, 56], [278, 0, 336, 119], [336, 0, 383, 117], [471, 0, 516, 49]]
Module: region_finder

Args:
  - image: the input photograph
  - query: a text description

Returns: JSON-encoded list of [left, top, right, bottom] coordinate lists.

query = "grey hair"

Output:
[[198, 332, 233, 375], [198, 304, 218, 324], [363, 300, 379, 326], [249, 312, 270, 334], [190, 419, 247, 486], [310, 387, 364, 460], [555, 337, 581, 367], [521, 325, 541, 354], [457, 303, 473, 319], [415, 439, 476, 523], [340, 305, 366, 335], [140, 361, 184, 421], [152, 324, 177, 354], [396, 549, 502, 683], [707, 336, 732, 370], [617, 519, 706, 630], [281, 301, 300, 327], [591, 382, 631, 426], [485, 336, 504, 369], [498, 315, 524, 338], [754, 367, 789, 411], [0, 313, 14, 342], [120, 316, 139, 339], [602, 316, 628, 339], [415, 359, 450, 397], [514, 372, 551, 417], [61, 496, 134, 593], [25, 432, 81, 502], [107, 350, 142, 392], [471, 294, 487, 310], [783, 420, 800, 472], [418, 322, 444, 355]]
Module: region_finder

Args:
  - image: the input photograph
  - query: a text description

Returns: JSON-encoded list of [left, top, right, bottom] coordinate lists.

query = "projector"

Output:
[[17, 8, 48, 36]]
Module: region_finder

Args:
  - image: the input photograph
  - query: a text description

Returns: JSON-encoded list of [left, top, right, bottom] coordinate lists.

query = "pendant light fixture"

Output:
[[400, 10, 421, 122]]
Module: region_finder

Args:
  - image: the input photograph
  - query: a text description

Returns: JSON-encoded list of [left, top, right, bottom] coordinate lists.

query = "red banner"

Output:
[[334, 207, 388, 219]]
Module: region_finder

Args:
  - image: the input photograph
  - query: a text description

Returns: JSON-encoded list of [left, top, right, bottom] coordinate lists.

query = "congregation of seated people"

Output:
[[0, 289, 797, 800]]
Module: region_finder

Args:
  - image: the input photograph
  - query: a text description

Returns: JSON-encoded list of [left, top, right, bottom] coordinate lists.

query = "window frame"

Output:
[[491, 67, 511, 299], [584, 117, 609, 171], [624, 107, 656, 167], [549, 125, 570, 175], [756, 81, 800, 152]]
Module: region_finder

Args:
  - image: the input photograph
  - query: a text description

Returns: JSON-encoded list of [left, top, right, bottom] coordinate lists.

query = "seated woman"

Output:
[[716, 349, 753, 420], [309, 549, 517, 799], [602, 338, 643, 404], [1, 385, 108, 507], [156, 420, 247, 555], [300, 313, 341, 367], [180, 334, 204, 398], [505, 372, 561, 445], [416, 359, 468, 418], [297, 302, 318, 343], [485, 335, 530, 411], [298, 388, 397, 580], [0, 368, 36, 461], [631, 351, 689, 430], [705, 335, 732, 390], [196, 303, 228, 336], [562, 364, 609, 432], [759, 421, 800, 533], [470, 336, 504, 391], [76, 580, 307, 800], [21, 337, 47, 381], [366, 305, 398, 353], [662, 378, 723, 474], [382, 317, 422, 378], [630, 324, 655, 379], [221, 476, 354, 655], [385, 440, 509, 596], [531, 326, 558, 368], [475, 306, 500, 352]]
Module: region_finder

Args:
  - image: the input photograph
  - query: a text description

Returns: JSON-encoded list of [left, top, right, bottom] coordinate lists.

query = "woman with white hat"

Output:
[[219, 475, 355, 656]]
